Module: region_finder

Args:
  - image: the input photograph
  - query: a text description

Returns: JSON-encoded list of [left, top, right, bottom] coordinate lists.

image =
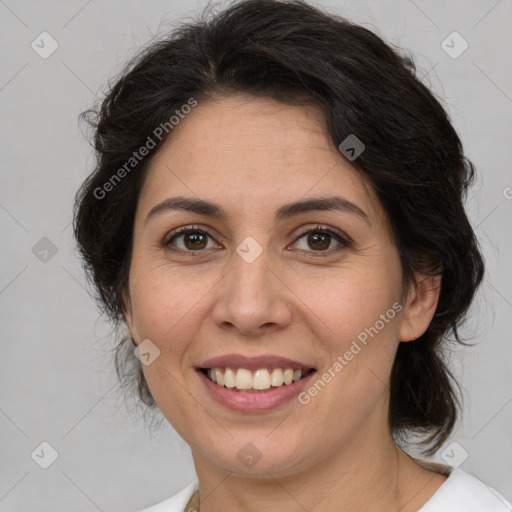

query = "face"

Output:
[[124, 94, 437, 478]]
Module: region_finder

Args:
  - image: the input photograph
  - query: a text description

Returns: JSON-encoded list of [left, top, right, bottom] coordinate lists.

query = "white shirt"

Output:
[[137, 469, 512, 512]]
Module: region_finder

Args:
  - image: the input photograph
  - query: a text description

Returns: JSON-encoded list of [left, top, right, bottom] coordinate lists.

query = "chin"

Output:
[[192, 431, 319, 479]]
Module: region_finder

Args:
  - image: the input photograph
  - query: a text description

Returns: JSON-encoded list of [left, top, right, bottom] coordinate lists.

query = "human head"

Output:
[[73, 0, 484, 458]]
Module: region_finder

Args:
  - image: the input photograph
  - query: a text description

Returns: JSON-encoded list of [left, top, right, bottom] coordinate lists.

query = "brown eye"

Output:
[[291, 226, 350, 256], [306, 231, 331, 251], [181, 231, 208, 250], [165, 228, 218, 252]]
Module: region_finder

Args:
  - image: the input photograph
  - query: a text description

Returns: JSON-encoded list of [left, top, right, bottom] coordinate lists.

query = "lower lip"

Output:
[[196, 370, 317, 413]]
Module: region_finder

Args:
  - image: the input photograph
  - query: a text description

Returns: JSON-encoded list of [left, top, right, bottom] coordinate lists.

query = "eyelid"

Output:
[[292, 224, 352, 245], [163, 224, 215, 243], [162, 224, 222, 252], [163, 223, 351, 255]]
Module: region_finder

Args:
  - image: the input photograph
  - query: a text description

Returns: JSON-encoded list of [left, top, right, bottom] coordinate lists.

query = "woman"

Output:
[[73, 0, 511, 510]]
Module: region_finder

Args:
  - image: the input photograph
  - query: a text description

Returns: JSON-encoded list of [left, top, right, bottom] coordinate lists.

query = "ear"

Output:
[[399, 274, 442, 342], [121, 290, 138, 346]]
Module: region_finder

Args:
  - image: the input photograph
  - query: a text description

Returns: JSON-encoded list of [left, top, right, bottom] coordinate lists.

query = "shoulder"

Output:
[[419, 469, 512, 512], [135, 481, 198, 512]]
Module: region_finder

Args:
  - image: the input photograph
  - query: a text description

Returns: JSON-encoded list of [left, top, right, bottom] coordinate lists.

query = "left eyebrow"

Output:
[[275, 195, 370, 225], [144, 195, 370, 226]]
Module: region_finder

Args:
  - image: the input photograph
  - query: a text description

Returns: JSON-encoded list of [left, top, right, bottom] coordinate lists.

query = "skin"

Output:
[[124, 94, 446, 512]]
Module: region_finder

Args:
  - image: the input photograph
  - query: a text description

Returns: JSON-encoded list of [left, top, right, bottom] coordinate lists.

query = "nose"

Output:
[[211, 246, 293, 336]]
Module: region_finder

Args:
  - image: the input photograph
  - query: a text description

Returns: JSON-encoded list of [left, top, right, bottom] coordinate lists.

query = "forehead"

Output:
[[137, 94, 384, 226]]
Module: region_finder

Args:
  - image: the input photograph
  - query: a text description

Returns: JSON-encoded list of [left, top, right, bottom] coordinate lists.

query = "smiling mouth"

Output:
[[199, 367, 316, 392]]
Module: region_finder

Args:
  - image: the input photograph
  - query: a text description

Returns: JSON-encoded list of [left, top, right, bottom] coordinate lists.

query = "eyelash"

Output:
[[163, 224, 351, 258]]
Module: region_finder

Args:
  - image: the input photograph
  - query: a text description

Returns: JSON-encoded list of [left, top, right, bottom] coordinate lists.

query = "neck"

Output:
[[189, 414, 446, 512]]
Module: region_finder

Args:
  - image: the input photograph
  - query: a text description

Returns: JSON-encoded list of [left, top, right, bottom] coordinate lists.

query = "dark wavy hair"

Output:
[[73, 0, 484, 455]]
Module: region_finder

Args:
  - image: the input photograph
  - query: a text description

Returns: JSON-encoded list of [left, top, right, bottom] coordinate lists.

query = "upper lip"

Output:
[[197, 353, 315, 371]]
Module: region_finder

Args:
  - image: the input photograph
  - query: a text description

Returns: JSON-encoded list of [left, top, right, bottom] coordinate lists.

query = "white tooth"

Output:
[[283, 368, 294, 385], [253, 369, 271, 390], [224, 367, 236, 388], [235, 368, 253, 389], [211, 367, 305, 390], [214, 368, 224, 386], [270, 368, 284, 387]]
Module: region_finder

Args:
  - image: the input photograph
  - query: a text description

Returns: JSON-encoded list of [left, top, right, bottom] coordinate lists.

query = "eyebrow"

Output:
[[144, 195, 370, 226]]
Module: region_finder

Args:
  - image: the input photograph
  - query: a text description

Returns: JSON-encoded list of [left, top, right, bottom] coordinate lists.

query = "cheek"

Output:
[[291, 263, 401, 413], [128, 265, 209, 418], [128, 260, 204, 342], [290, 271, 400, 432], [292, 264, 400, 353]]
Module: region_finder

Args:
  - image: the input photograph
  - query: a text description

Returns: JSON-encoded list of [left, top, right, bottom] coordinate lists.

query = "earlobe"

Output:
[[398, 274, 442, 342]]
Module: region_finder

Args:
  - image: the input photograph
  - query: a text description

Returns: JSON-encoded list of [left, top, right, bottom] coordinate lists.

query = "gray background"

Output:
[[1, 0, 511, 510]]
